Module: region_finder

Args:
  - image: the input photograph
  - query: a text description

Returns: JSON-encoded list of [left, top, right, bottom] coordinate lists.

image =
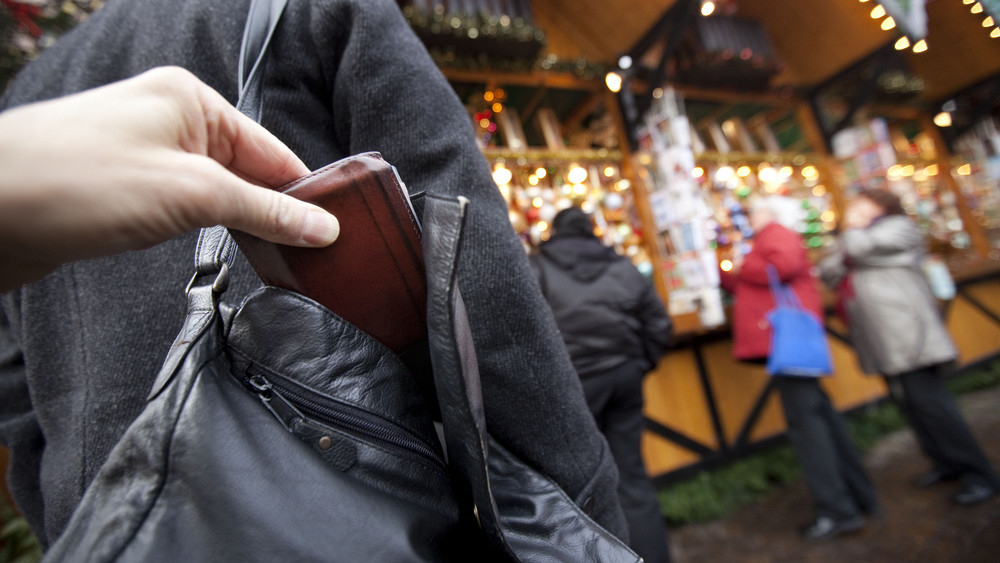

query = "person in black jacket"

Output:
[[0, 0, 626, 550], [531, 206, 673, 563]]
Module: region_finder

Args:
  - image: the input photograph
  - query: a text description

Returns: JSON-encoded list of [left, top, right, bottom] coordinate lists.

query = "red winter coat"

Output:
[[719, 223, 824, 360]]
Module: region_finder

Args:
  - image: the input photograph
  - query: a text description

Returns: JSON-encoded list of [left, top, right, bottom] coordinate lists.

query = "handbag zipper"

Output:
[[243, 366, 445, 469]]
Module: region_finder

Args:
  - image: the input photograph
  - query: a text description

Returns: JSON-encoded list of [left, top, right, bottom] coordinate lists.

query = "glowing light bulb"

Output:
[[536, 167, 547, 179], [992, 27, 1000, 38], [604, 166, 617, 177], [701, 1, 715, 17], [528, 174, 539, 186], [737, 166, 752, 177], [802, 165, 818, 178], [492, 165, 512, 186], [871, 5, 885, 18], [758, 166, 778, 183], [971, 3, 983, 14], [567, 166, 588, 184], [895, 36, 911, 50], [933, 111, 952, 127], [692, 167, 705, 178], [716, 165, 735, 182], [720, 260, 734, 272], [605, 72, 623, 93], [984, 16, 995, 27], [957, 164, 972, 176], [924, 164, 939, 176], [881, 16, 896, 30], [912, 39, 928, 53]]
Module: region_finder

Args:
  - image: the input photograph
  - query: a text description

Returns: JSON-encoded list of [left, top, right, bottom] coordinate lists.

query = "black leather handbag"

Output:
[[41, 0, 640, 561]]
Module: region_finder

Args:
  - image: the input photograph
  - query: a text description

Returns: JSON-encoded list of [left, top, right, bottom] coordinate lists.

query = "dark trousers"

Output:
[[775, 376, 878, 521], [886, 364, 1000, 489], [581, 362, 671, 563]]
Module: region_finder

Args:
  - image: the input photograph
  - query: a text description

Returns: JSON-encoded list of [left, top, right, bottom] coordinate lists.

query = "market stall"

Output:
[[400, 0, 1000, 479]]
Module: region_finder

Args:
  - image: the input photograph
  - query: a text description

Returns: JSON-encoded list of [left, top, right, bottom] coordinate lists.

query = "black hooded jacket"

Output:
[[531, 235, 672, 378]]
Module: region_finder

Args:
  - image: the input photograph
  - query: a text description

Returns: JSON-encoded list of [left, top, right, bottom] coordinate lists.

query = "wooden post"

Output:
[[796, 101, 847, 218], [920, 115, 990, 257]]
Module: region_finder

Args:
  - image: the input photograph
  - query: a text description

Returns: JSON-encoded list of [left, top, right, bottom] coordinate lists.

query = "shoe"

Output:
[[800, 515, 864, 540], [952, 483, 997, 506], [912, 468, 961, 488]]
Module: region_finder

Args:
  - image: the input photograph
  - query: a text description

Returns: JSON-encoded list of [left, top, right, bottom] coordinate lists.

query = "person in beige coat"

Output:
[[819, 188, 1000, 506]]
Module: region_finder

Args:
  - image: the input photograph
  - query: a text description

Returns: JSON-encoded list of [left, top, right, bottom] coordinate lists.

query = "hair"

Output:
[[747, 195, 806, 230], [551, 206, 596, 238], [856, 188, 905, 216]]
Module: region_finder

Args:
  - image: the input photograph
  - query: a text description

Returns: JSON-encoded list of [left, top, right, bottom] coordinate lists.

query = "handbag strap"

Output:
[[766, 265, 803, 310], [191, 0, 288, 285]]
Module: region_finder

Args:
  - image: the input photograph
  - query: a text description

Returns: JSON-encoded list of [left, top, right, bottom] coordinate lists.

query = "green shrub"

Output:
[[0, 502, 41, 563]]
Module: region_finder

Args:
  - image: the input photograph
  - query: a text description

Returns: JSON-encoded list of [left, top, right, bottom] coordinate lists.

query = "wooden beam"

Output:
[[604, 89, 672, 305], [440, 67, 602, 91], [796, 102, 846, 218], [480, 147, 623, 163], [560, 91, 603, 136], [519, 86, 549, 127], [646, 82, 799, 107]]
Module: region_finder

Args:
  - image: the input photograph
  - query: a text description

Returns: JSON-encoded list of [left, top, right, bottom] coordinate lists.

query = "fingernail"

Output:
[[300, 208, 340, 246]]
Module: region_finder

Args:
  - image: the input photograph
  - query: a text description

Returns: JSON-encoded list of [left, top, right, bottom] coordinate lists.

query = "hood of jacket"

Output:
[[539, 236, 618, 283]]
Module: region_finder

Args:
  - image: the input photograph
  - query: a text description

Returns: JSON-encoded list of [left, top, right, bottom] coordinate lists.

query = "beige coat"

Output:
[[818, 215, 957, 376]]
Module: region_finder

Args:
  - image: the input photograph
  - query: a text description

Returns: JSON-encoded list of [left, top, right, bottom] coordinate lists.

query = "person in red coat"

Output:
[[720, 196, 878, 540]]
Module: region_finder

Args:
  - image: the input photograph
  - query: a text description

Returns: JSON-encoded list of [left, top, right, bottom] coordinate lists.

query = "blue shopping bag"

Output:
[[765, 267, 832, 377]]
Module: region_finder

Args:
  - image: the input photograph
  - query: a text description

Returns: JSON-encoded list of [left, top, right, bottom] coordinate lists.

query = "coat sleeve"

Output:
[[316, 0, 627, 535], [816, 247, 848, 289], [841, 217, 923, 264], [635, 276, 672, 367], [0, 295, 46, 536]]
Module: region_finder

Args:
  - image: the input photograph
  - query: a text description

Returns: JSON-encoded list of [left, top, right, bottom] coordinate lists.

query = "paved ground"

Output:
[[668, 385, 1000, 563]]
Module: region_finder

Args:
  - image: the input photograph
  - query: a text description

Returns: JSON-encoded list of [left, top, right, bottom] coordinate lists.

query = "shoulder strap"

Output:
[[191, 0, 288, 283], [766, 264, 803, 310]]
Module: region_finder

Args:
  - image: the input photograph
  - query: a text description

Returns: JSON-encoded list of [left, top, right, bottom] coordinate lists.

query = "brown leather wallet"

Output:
[[230, 152, 426, 353]]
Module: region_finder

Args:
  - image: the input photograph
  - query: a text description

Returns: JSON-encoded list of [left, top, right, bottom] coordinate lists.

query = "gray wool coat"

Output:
[[818, 215, 957, 376], [0, 0, 625, 547]]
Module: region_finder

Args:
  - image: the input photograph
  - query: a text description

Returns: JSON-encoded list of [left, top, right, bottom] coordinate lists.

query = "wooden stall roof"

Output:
[[534, 0, 1000, 100]]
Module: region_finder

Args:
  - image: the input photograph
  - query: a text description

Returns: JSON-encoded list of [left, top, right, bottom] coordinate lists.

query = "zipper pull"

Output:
[[247, 371, 306, 432]]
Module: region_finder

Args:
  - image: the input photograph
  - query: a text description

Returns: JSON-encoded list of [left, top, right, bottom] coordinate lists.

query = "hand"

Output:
[[0, 67, 340, 292]]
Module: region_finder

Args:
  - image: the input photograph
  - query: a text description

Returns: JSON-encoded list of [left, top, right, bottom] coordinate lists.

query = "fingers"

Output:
[[175, 68, 310, 187], [133, 68, 334, 247], [200, 162, 340, 246]]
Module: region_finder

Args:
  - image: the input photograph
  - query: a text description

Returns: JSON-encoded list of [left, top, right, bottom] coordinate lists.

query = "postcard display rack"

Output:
[[953, 117, 1000, 251], [634, 90, 726, 329], [831, 118, 972, 252]]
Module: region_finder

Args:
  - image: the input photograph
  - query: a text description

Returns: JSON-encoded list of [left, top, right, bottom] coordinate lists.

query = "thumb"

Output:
[[216, 176, 340, 247]]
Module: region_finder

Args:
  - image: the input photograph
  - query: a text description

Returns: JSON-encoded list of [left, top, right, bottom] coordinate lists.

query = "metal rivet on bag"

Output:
[[318, 436, 333, 451]]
